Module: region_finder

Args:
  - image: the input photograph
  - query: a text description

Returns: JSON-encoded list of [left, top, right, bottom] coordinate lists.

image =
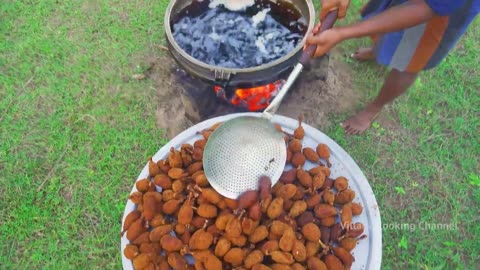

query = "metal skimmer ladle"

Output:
[[203, 11, 338, 199]]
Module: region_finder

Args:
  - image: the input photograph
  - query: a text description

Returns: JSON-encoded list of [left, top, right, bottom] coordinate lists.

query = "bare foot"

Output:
[[342, 104, 382, 135], [351, 47, 375, 61]]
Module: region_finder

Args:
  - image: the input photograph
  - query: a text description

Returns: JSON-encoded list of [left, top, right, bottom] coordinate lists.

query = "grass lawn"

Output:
[[1, 0, 479, 269]]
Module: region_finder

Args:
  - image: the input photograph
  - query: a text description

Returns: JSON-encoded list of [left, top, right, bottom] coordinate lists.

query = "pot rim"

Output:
[[164, 0, 316, 74]]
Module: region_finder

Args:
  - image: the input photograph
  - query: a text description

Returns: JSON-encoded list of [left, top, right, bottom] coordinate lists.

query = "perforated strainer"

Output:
[[203, 116, 286, 198], [203, 11, 338, 199]]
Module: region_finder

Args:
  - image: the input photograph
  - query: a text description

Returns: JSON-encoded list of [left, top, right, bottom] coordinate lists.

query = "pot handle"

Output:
[[213, 69, 233, 82], [262, 10, 338, 119], [299, 10, 338, 65]]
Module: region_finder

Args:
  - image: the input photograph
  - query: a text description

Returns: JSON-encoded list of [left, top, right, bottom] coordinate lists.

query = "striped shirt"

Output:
[[361, 0, 480, 72]]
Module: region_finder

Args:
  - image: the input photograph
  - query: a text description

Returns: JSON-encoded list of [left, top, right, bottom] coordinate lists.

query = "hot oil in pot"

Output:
[[171, 0, 308, 69]]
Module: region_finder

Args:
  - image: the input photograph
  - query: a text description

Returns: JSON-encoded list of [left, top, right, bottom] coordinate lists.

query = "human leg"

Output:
[[342, 68, 418, 135], [351, 47, 375, 61]]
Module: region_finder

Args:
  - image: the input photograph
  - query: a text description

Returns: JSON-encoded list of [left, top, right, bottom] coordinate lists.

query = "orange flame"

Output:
[[214, 80, 284, 111]]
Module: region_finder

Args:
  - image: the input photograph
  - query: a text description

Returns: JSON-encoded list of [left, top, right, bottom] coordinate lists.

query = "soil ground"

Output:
[[150, 49, 360, 138]]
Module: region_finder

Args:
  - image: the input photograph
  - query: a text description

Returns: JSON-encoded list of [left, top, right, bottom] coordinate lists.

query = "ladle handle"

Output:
[[299, 10, 338, 65], [262, 10, 338, 119]]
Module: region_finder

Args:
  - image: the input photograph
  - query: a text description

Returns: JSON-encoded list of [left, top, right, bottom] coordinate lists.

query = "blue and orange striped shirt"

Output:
[[362, 0, 480, 72]]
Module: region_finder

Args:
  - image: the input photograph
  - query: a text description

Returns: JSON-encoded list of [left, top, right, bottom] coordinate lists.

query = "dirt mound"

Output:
[[148, 50, 358, 138], [276, 51, 358, 127]]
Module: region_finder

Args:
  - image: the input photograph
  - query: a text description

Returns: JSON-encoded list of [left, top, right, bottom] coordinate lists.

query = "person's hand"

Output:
[[320, 0, 351, 20], [306, 27, 344, 58]]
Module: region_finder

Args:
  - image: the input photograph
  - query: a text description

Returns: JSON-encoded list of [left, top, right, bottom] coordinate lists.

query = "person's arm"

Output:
[[308, 0, 436, 57], [339, 0, 435, 39]]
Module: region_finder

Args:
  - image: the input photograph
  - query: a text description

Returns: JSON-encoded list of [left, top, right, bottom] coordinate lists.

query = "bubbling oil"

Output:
[[172, 0, 308, 68]]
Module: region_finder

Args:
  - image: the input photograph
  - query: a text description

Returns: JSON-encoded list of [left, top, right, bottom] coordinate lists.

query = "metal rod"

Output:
[[263, 63, 304, 119]]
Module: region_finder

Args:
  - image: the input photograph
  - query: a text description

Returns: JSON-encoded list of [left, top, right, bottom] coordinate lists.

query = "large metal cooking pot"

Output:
[[164, 0, 316, 87]]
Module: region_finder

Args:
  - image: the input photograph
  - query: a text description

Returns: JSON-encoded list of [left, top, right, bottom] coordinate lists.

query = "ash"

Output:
[[172, 7, 303, 68]]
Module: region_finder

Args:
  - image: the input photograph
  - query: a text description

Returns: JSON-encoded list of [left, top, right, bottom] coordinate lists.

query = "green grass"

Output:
[[1, 1, 169, 269], [1, 0, 479, 269], [326, 1, 480, 269]]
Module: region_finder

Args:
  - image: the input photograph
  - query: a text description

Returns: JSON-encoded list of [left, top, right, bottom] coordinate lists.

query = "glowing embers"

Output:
[[214, 80, 284, 111]]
